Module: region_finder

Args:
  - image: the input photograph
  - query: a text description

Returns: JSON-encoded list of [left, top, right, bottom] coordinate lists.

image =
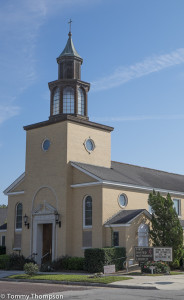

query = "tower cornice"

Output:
[[48, 79, 90, 91]]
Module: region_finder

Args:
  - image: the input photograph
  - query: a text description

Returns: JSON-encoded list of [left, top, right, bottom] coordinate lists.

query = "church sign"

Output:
[[134, 247, 154, 262], [135, 247, 173, 262], [154, 247, 172, 262]]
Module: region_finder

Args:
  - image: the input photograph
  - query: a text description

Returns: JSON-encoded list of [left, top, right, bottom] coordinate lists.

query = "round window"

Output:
[[42, 139, 50, 151], [118, 194, 128, 208], [84, 138, 95, 153]]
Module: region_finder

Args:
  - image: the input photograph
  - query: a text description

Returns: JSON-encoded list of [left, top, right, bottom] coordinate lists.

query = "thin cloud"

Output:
[[0, 0, 99, 124], [93, 114, 184, 123], [92, 48, 184, 91], [0, 105, 20, 125]]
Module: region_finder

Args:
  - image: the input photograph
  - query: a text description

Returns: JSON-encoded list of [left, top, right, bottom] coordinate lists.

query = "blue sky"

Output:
[[1, 0, 184, 204]]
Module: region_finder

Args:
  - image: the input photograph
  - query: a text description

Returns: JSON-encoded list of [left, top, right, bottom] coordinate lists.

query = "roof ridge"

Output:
[[111, 160, 184, 177], [71, 161, 111, 170]]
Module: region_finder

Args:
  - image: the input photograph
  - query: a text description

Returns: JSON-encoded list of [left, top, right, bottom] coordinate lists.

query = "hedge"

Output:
[[0, 255, 10, 270], [0, 253, 35, 270], [84, 247, 126, 273], [49, 256, 85, 271]]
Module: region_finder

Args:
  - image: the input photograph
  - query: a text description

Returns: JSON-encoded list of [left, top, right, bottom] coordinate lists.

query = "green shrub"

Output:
[[0, 254, 10, 270], [42, 256, 85, 272], [0, 246, 6, 255], [67, 257, 84, 270], [141, 261, 170, 274], [84, 247, 126, 273], [7, 253, 35, 270], [24, 263, 39, 276]]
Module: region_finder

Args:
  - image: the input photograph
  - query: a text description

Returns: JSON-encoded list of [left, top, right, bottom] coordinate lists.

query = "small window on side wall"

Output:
[[1, 236, 5, 247], [173, 199, 181, 216], [83, 195, 92, 228], [113, 232, 119, 247], [16, 203, 22, 230]]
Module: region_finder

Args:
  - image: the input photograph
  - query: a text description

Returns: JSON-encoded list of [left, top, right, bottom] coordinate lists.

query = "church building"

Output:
[[1, 29, 184, 264]]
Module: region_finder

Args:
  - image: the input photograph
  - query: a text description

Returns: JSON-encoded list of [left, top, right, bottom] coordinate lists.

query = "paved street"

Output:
[[1, 281, 184, 300], [60, 288, 184, 300], [0, 281, 91, 300]]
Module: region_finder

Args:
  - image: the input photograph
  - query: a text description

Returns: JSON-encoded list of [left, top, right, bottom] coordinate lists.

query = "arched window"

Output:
[[53, 88, 60, 115], [63, 87, 74, 114], [16, 203, 22, 230], [83, 196, 92, 227], [78, 88, 85, 115], [138, 224, 149, 246]]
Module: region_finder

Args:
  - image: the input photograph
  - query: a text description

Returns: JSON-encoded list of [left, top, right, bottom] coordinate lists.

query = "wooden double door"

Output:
[[42, 223, 52, 263]]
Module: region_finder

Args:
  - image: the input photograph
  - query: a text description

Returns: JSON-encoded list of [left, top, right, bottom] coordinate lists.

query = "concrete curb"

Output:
[[0, 278, 158, 290]]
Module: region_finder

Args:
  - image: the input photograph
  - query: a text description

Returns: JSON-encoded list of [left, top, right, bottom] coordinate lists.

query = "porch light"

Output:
[[55, 213, 61, 227], [24, 214, 29, 229]]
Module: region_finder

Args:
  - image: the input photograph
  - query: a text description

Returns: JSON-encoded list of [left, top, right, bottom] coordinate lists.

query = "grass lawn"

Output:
[[8, 274, 132, 284]]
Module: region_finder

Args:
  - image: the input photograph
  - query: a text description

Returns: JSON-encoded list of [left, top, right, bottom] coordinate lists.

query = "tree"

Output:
[[148, 191, 183, 267]]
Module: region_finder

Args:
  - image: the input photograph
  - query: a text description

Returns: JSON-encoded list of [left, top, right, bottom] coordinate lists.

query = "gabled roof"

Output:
[[71, 161, 184, 195], [57, 33, 82, 59], [104, 209, 150, 226], [3, 173, 25, 195]]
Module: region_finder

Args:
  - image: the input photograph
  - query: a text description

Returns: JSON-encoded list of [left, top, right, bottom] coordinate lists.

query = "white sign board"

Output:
[[154, 247, 173, 262], [104, 264, 115, 274]]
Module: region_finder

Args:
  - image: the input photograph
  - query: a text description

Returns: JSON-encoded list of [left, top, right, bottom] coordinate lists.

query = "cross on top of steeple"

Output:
[[68, 19, 72, 35]]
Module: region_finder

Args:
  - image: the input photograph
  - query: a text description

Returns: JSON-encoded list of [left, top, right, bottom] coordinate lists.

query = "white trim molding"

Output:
[[105, 224, 131, 228], [71, 178, 184, 197], [4, 173, 25, 195], [71, 182, 102, 188], [6, 191, 25, 196]]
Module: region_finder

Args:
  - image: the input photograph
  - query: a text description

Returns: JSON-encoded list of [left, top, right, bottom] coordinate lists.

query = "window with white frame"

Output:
[[83, 196, 92, 227], [53, 88, 60, 115], [16, 203, 22, 230], [138, 224, 149, 246], [173, 199, 181, 216]]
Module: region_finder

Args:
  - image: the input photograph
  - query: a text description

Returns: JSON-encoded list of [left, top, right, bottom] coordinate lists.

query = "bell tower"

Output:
[[48, 23, 90, 120]]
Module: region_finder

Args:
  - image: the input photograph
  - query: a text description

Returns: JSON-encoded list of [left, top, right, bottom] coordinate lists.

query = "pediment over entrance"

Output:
[[33, 201, 57, 215]]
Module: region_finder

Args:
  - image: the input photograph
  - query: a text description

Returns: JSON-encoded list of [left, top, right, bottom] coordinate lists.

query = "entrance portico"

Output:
[[32, 202, 58, 264]]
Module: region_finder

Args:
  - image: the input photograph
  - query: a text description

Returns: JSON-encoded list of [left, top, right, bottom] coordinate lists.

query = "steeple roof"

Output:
[[58, 32, 82, 59]]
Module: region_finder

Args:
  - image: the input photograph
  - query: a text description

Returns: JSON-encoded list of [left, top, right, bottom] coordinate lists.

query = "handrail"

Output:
[[41, 252, 50, 265], [26, 252, 37, 261]]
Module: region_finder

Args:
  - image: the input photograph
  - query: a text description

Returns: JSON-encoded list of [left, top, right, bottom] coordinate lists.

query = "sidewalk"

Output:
[[111, 274, 184, 290], [1, 270, 184, 290]]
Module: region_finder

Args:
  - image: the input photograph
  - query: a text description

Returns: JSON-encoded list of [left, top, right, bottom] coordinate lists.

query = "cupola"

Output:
[[48, 23, 90, 120]]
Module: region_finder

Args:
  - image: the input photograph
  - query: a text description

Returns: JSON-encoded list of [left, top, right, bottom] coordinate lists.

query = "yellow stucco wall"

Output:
[[67, 122, 111, 168], [5, 118, 184, 260]]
